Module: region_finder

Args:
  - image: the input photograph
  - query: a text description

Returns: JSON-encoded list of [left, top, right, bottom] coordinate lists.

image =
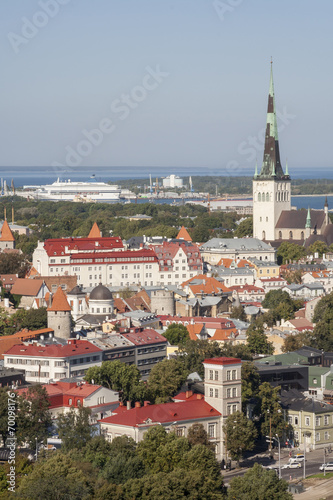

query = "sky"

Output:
[[1, 0, 333, 178]]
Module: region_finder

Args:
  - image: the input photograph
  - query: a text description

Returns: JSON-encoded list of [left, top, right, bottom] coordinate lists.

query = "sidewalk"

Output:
[[295, 477, 333, 500]]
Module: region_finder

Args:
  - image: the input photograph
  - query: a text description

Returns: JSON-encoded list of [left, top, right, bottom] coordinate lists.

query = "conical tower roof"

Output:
[[257, 63, 287, 180], [47, 286, 71, 312], [305, 207, 311, 229], [0, 220, 15, 242], [177, 226, 192, 242], [88, 222, 102, 238]]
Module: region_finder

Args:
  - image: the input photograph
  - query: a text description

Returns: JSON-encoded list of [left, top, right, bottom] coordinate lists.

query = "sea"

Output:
[[1, 166, 333, 210]]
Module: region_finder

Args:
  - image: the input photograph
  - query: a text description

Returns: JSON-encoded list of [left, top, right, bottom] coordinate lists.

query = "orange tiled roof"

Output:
[[182, 274, 231, 294], [47, 287, 71, 312], [11, 278, 45, 297], [210, 328, 237, 342], [186, 324, 204, 341], [176, 226, 192, 242], [0, 220, 15, 242], [88, 222, 102, 238]]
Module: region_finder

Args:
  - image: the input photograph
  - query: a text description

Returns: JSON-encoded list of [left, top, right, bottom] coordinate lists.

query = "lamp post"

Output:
[[267, 409, 272, 452], [35, 437, 38, 462]]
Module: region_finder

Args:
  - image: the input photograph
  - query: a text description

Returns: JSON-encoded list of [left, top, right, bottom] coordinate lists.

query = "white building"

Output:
[[162, 175, 183, 188], [4, 339, 103, 383], [201, 238, 276, 266]]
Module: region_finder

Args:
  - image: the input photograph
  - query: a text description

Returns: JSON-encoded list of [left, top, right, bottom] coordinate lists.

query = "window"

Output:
[[208, 424, 216, 438], [294, 416, 298, 425], [227, 406, 231, 415], [232, 370, 236, 380], [325, 415, 329, 426], [232, 388, 237, 398], [209, 370, 213, 380], [209, 388, 213, 397], [215, 389, 218, 398], [316, 416, 321, 427], [232, 404, 237, 413], [227, 388, 231, 398], [288, 416, 293, 424], [176, 427, 184, 437], [69, 398, 73, 405], [294, 431, 299, 440], [325, 431, 330, 440], [315, 432, 320, 442], [215, 371, 218, 381], [227, 370, 231, 381], [305, 417, 310, 426]]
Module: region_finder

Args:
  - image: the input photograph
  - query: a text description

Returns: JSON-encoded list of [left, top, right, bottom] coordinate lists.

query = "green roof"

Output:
[[257, 352, 308, 366]]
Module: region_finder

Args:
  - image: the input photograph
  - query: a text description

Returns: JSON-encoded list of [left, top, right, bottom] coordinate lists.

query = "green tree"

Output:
[[262, 289, 293, 311], [230, 305, 247, 322], [311, 293, 333, 350], [227, 463, 292, 500], [16, 453, 95, 500], [137, 425, 174, 472], [57, 406, 93, 451], [176, 339, 222, 378], [163, 323, 189, 345], [258, 382, 286, 440], [16, 385, 51, 447], [101, 436, 146, 484], [241, 361, 260, 413], [246, 323, 274, 355], [281, 331, 312, 353], [224, 411, 257, 466], [308, 240, 329, 257], [235, 217, 253, 237], [147, 358, 188, 403], [84, 360, 141, 402], [187, 423, 214, 450], [276, 241, 306, 265]]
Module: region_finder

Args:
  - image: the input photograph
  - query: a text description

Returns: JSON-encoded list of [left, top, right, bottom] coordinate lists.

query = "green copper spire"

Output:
[[305, 206, 311, 228], [254, 160, 258, 178], [257, 61, 285, 179], [285, 159, 289, 176]]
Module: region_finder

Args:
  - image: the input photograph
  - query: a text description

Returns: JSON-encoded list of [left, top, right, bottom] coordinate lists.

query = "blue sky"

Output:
[[1, 0, 333, 177]]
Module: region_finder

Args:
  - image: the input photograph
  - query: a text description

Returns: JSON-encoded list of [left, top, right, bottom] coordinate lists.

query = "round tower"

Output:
[[47, 286, 72, 339], [150, 288, 174, 316]]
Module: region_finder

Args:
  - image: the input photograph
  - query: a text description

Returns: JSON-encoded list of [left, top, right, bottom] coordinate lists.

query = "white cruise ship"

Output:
[[20, 179, 123, 202]]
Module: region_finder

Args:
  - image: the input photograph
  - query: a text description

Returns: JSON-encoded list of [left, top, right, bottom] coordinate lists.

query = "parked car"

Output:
[[282, 462, 302, 469], [319, 462, 333, 471]]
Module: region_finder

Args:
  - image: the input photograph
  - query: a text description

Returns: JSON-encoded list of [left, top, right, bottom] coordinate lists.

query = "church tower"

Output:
[[253, 63, 291, 241]]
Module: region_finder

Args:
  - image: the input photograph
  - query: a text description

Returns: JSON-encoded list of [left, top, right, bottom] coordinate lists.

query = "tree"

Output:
[[16, 385, 52, 447], [187, 423, 213, 450], [84, 360, 141, 402], [163, 323, 189, 345], [308, 240, 329, 257], [258, 382, 286, 440], [57, 406, 93, 451], [147, 358, 188, 403], [262, 289, 294, 311], [227, 463, 292, 500], [311, 293, 333, 350], [224, 411, 257, 466], [101, 436, 146, 484], [246, 323, 274, 355], [241, 361, 260, 413], [137, 425, 175, 473], [230, 305, 247, 322], [235, 217, 253, 237], [281, 331, 312, 353], [16, 453, 95, 500], [176, 339, 222, 378], [276, 241, 306, 265]]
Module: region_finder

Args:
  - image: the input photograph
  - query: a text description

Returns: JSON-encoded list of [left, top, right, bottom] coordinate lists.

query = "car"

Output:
[[319, 462, 333, 471], [290, 454, 305, 462], [282, 462, 302, 469]]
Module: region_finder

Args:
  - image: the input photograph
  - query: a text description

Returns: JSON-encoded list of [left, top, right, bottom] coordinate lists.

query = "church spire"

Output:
[[305, 207, 311, 229], [257, 61, 285, 179]]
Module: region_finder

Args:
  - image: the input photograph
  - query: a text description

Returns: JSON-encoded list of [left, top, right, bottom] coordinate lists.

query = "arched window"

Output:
[[279, 231, 282, 239], [262, 231, 266, 240], [301, 231, 304, 240], [289, 231, 293, 239], [266, 192, 269, 202], [69, 398, 73, 406], [258, 192, 261, 202]]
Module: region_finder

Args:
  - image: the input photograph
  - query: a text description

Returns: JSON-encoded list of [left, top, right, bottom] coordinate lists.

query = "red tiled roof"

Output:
[[210, 328, 237, 341], [0, 221, 15, 242], [122, 329, 166, 346], [43, 236, 124, 256], [203, 357, 241, 365], [113, 298, 129, 313], [10, 278, 46, 297], [4, 339, 102, 358], [99, 399, 220, 427], [88, 222, 102, 238], [47, 287, 71, 312], [0, 328, 53, 359], [181, 274, 231, 294], [177, 226, 192, 242], [186, 324, 204, 341], [229, 284, 264, 293]]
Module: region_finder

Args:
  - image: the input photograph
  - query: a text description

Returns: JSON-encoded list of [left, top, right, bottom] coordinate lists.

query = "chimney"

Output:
[[126, 401, 131, 410], [185, 390, 193, 399], [196, 394, 203, 400], [143, 401, 150, 407], [135, 401, 141, 408], [119, 401, 124, 407]]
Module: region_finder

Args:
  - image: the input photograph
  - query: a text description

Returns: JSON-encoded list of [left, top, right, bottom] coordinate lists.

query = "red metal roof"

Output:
[[4, 339, 102, 358], [122, 329, 166, 346], [43, 236, 124, 256], [203, 357, 241, 365], [99, 399, 220, 427]]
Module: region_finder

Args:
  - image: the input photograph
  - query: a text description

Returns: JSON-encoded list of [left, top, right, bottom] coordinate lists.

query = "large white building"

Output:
[[201, 238, 276, 265], [162, 175, 183, 188]]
